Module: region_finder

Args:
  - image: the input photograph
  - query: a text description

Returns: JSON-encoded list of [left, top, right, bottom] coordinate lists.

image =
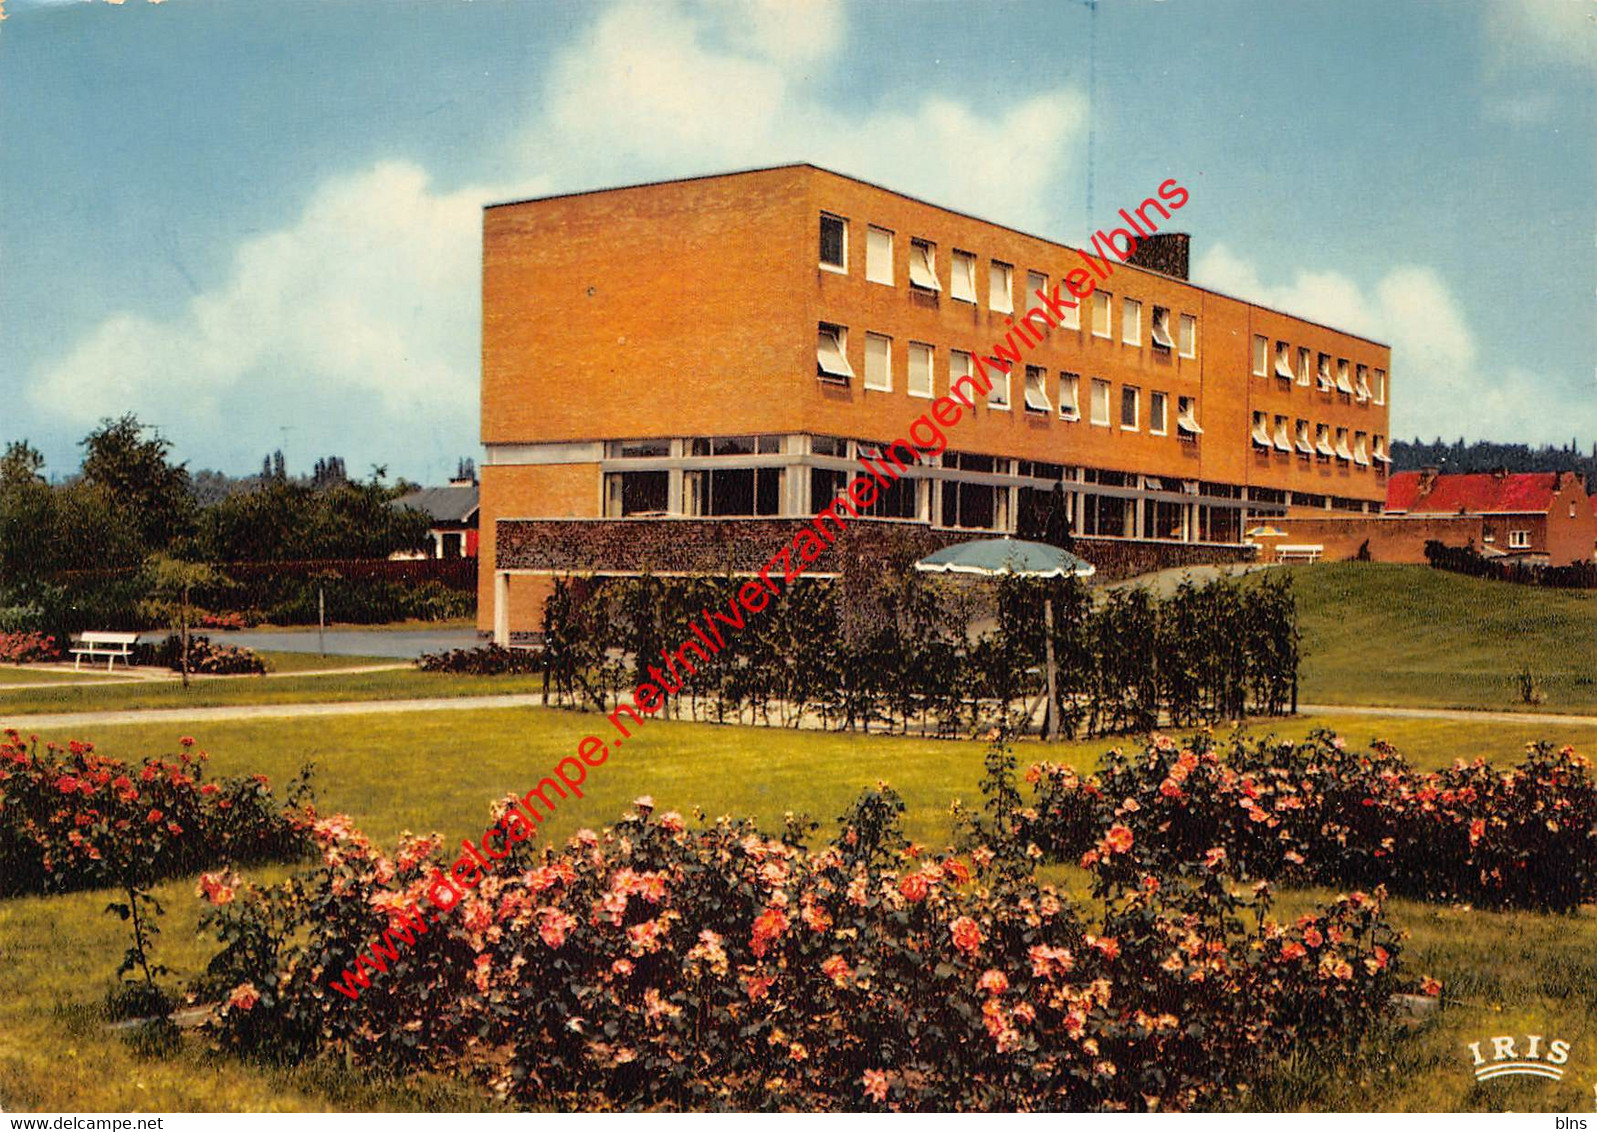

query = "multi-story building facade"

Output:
[[479, 165, 1392, 633]]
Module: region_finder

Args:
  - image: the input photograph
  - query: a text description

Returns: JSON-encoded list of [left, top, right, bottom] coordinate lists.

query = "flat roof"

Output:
[[485, 162, 1390, 349]]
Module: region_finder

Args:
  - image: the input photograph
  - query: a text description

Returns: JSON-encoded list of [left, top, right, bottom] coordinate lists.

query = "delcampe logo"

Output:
[[1466, 1034, 1574, 1083]]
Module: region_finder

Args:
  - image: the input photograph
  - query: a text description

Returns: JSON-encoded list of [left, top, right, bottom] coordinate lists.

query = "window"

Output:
[[1372, 434, 1390, 465], [940, 479, 1004, 531], [1336, 359, 1354, 395], [1023, 365, 1050, 414], [866, 227, 894, 285], [1355, 364, 1372, 403], [817, 323, 853, 381], [949, 350, 973, 401], [1252, 335, 1268, 376], [951, 250, 977, 303], [864, 333, 892, 391], [1092, 292, 1113, 338], [909, 239, 940, 292], [988, 361, 1011, 410], [1178, 313, 1197, 357], [1059, 373, 1080, 420], [1273, 414, 1292, 452], [1275, 341, 1294, 381], [1090, 378, 1111, 425], [989, 261, 1014, 313], [1149, 391, 1168, 435], [1354, 431, 1370, 466], [1121, 385, 1140, 430], [1373, 369, 1387, 405], [1027, 272, 1048, 324], [819, 214, 846, 271], [607, 439, 671, 458], [1509, 529, 1531, 550], [1122, 298, 1142, 346], [1317, 353, 1334, 391], [1295, 419, 1313, 457], [604, 471, 670, 517], [1251, 411, 1271, 448], [1151, 306, 1174, 350], [1315, 423, 1334, 459], [684, 466, 783, 517], [908, 341, 934, 398], [1061, 287, 1081, 329], [1334, 427, 1353, 461], [1297, 347, 1311, 386], [1176, 396, 1203, 438]]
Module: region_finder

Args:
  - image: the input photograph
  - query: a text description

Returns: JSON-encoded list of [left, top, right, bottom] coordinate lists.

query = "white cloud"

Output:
[[1481, 90, 1559, 125], [1482, 0, 1597, 73], [30, 0, 1085, 475], [30, 162, 532, 477], [1194, 244, 1590, 445]]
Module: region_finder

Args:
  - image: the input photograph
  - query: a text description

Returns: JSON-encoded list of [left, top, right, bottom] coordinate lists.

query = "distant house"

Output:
[[1385, 469, 1594, 565], [392, 477, 480, 559]]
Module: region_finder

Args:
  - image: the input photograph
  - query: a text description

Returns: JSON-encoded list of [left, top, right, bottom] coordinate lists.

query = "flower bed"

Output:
[[415, 644, 542, 676], [0, 730, 309, 898], [195, 787, 1403, 1111], [0, 631, 64, 664], [141, 634, 267, 676], [1021, 732, 1596, 912]]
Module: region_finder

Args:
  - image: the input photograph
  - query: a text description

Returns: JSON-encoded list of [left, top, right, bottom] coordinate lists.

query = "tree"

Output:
[[141, 555, 224, 689], [79, 414, 195, 549], [0, 440, 45, 488]]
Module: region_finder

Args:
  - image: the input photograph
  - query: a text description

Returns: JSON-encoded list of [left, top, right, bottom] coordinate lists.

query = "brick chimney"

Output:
[[1124, 233, 1190, 280], [1417, 466, 1440, 498]]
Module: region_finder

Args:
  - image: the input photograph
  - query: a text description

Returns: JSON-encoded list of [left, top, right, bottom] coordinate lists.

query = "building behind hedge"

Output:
[[478, 165, 1394, 636]]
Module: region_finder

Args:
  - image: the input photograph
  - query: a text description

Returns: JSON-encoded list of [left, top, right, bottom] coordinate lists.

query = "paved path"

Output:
[[5, 694, 1595, 735], [220, 627, 481, 659], [0, 661, 408, 691], [1297, 703, 1597, 727]]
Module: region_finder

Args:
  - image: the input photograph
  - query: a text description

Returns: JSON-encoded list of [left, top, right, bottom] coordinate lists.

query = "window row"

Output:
[[819, 325, 1202, 435], [818, 213, 1198, 355], [1248, 412, 1391, 468], [1250, 335, 1387, 406]]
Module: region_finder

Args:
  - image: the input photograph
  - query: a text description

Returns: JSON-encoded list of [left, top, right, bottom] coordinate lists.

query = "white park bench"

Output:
[[71, 631, 141, 671], [1274, 544, 1324, 563]]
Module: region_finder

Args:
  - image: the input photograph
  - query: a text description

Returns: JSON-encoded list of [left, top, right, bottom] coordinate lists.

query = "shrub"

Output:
[[416, 644, 542, 675], [0, 730, 311, 899], [0, 631, 63, 664], [1022, 731, 1597, 911], [141, 634, 267, 676], [196, 787, 1400, 1111], [196, 611, 253, 631]]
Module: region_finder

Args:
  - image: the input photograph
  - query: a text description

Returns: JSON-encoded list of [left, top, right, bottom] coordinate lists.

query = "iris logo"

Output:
[[1466, 1034, 1573, 1082]]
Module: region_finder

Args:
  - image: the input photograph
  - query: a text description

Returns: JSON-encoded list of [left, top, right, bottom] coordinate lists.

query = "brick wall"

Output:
[[1269, 514, 1486, 563]]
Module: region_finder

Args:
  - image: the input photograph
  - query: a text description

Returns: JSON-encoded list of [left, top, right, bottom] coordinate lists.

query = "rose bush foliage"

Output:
[[0, 631, 63, 664], [196, 786, 1402, 1112], [0, 729, 308, 898], [1022, 731, 1596, 911]]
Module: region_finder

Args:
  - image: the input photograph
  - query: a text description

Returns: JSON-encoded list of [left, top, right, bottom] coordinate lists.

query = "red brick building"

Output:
[[478, 165, 1394, 634], [1384, 470, 1595, 565]]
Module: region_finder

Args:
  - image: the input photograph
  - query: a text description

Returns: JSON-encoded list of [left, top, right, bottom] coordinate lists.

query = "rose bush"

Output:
[[196, 783, 1401, 1111], [1023, 731, 1596, 911], [0, 631, 63, 664], [0, 729, 309, 898]]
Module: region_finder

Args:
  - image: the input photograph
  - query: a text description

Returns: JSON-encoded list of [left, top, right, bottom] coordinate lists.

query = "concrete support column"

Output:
[[493, 571, 510, 647]]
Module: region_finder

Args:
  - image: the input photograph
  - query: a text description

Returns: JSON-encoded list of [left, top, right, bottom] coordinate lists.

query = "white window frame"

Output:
[[908, 341, 934, 399], [817, 322, 853, 381], [949, 349, 974, 402], [1122, 298, 1142, 346], [1373, 369, 1387, 405], [1023, 365, 1050, 414], [1355, 364, 1372, 403], [988, 360, 1011, 410], [1509, 529, 1531, 550], [1149, 390, 1168, 435], [1061, 287, 1081, 330], [1090, 378, 1111, 426], [1318, 353, 1334, 392], [1121, 384, 1140, 431], [1336, 358, 1354, 395], [1316, 424, 1335, 459], [866, 226, 894, 286], [909, 239, 941, 292], [950, 250, 978, 303], [1297, 347, 1311, 387], [1273, 414, 1292, 452], [1176, 396, 1203, 437], [1252, 335, 1268, 377], [1027, 272, 1048, 324], [863, 332, 892, 392], [1251, 411, 1272, 448], [1059, 372, 1080, 420], [819, 213, 847, 274], [989, 261, 1014, 313], [1295, 419, 1313, 457], [1092, 291, 1113, 339], [1150, 305, 1175, 350], [1178, 313, 1197, 358], [1275, 341, 1295, 381]]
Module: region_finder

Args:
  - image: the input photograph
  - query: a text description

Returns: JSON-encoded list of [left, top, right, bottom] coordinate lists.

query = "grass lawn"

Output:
[[0, 666, 140, 686], [2, 706, 1593, 1112], [1285, 563, 1597, 714]]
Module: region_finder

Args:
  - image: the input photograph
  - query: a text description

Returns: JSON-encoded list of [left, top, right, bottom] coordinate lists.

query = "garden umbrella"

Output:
[[914, 537, 1096, 740]]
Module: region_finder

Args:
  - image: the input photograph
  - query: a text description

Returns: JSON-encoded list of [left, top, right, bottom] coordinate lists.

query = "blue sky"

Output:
[[1, 0, 1592, 483]]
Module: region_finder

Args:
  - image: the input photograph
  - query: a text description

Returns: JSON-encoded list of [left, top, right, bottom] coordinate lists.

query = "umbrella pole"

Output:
[[1044, 595, 1059, 742]]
